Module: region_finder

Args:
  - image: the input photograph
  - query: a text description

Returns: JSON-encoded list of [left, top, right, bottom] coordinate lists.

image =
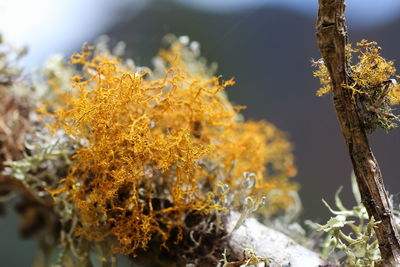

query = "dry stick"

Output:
[[316, 0, 400, 265]]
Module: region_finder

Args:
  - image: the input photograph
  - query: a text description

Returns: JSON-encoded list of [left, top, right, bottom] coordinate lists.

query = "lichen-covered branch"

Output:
[[225, 212, 326, 267], [226, 212, 327, 267], [316, 0, 400, 265]]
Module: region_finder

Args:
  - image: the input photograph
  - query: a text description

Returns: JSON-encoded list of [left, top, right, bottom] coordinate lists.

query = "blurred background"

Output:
[[1, 0, 400, 265]]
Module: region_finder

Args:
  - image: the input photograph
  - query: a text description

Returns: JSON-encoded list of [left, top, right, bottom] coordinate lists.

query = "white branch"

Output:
[[226, 212, 326, 266]]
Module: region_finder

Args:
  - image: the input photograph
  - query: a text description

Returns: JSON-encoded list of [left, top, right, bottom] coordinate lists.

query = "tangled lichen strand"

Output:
[[47, 37, 298, 255], [313, 40, 400, 132]]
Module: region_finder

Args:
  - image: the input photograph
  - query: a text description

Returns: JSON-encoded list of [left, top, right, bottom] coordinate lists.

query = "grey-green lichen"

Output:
[[3, 128, 73, 203], [315, 174, 384, 266]]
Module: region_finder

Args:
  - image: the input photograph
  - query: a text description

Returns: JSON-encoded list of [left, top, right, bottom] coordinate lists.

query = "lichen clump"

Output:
[[44, 37, 298, 255], [313, 40, 400, 132], [315, 176, 382, 266]]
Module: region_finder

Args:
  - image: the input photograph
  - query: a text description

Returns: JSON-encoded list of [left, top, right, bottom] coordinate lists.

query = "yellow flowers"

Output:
[[46, 37, 297, 255]]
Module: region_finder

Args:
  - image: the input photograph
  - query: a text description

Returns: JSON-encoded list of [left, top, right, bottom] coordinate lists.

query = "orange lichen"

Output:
[[46, 39, 297, 255], [314, 40, 400, 131], [314, 40, 399, 100]]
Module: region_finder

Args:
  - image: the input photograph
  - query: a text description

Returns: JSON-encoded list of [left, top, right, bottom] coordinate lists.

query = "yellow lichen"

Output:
[[313, 59, 332, 97], [45, 38, 297, 255], [351, 41, 395, 91], [314, 40, 400, 131], [314, 40, 399, 100]]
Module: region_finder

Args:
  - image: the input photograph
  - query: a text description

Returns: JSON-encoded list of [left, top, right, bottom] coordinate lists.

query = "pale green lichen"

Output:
[[3, 128, 74, 203], [316, 174, 382, 266]]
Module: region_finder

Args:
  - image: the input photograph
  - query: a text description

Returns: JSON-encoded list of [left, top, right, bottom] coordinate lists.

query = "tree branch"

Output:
[[316, 0, 400, 265], [226, 212, 326, 267]]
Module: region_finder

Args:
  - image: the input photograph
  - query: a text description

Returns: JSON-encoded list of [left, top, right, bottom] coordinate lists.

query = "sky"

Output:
[[176, 0, 400, 28], [0, 0, 399, 69], [0, 0, 146, 69]]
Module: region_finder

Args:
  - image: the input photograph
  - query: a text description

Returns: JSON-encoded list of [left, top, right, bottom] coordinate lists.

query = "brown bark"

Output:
[[316, 0, 400, 265]]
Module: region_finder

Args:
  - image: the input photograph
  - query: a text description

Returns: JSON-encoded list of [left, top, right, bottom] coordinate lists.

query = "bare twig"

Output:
[[316, 0, 400, 265]]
